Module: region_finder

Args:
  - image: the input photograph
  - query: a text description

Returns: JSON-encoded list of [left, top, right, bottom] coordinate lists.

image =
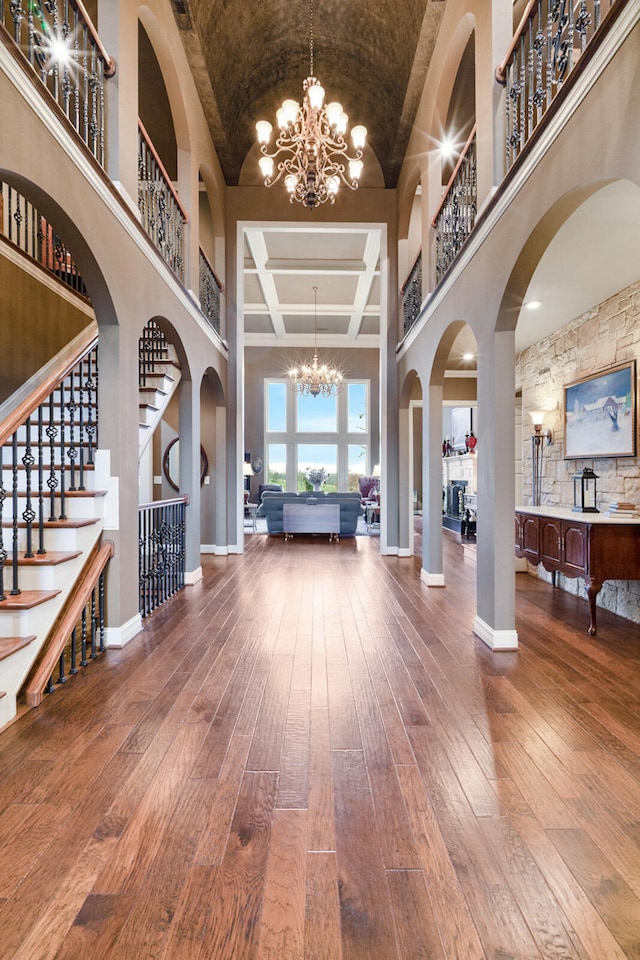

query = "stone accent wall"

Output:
[[516, 279, 640, 624]]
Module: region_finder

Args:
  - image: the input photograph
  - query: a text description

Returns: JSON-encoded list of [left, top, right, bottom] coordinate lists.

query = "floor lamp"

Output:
[[529, 411, 552, 505]]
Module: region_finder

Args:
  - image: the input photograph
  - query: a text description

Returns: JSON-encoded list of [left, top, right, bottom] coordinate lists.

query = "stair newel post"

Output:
[[0, 445, 6, 601], [37, 404, 46, 555], [22, 415, 35, 559], [66, 366, 78, 492], [11, 433, 21, 595], [78, 357, 86, 490], [58, 381, 67, 520], [47, 390, 58, 522]]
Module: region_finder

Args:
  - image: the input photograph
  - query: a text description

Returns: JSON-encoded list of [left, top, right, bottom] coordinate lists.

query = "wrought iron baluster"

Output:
[[22, 416, 36, 559], [0, 446, 6, 602], [90, 586, 97, 658], [98, 573, 105, 652], [70, 625, 78, 674], [47, 391, 58, 521], [10, 1, 24, 44], [37, 405, 46, 554], [81, 604, 88, 666], [11, 434, 20, 595], [58, 381, 67, 520], [66, 368, 78, 491], [78, 357, 86, 490], [58, 648, 67, 684], [85, 350, 96, 465]]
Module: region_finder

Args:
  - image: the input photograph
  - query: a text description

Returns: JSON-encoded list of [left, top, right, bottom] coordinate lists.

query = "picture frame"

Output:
[[564, 360, 636, 459]]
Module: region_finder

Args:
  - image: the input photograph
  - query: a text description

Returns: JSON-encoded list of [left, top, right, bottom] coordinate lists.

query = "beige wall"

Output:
[[0, 249, 93, 402], [516, 278, 640, 623]]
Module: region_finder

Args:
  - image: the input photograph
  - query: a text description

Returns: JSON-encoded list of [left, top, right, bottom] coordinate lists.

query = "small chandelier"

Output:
[[255, 0, 367, 208], [288, 287, 343, 397]]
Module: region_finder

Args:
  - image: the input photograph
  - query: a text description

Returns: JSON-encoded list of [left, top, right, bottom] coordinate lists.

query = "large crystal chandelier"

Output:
[[255, 0, 367, 209], [288, 288, 343, 397]]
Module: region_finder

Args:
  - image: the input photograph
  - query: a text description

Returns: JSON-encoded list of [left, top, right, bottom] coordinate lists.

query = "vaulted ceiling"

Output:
[[171, 0, 448, 188]]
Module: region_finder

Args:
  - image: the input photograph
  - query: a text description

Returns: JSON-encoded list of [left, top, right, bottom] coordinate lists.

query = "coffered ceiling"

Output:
[[243, 225, 380, 348]]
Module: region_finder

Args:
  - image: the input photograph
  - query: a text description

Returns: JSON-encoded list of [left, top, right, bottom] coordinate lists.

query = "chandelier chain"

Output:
[[309, 0, 314, 78], [255, 0, 367, 208]]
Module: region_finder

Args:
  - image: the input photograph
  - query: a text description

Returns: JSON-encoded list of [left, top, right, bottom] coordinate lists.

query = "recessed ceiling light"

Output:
[[462, 352, 474, 361], [525, 300, 542, 310]]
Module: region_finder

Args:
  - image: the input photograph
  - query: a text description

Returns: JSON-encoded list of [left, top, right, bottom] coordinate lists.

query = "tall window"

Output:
[[265, 380, 370, 491]]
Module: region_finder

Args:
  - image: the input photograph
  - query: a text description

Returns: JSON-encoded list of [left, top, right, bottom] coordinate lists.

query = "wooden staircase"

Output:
[[0, 330, 106, 729]]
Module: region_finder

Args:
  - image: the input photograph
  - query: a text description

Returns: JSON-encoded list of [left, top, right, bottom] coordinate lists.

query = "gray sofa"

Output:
[[258, 491, 363, 536]]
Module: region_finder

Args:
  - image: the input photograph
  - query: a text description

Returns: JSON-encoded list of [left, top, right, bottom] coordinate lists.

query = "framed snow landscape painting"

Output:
[[564, 361, 636, 459]]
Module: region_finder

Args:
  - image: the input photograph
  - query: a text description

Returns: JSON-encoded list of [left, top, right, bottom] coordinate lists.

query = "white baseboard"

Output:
[[105, 613, 143, 649], [398, 548, 412, 558], [420, 569, 446, 587], [473, 616, 519, 651], [185, 566, 203, 586]]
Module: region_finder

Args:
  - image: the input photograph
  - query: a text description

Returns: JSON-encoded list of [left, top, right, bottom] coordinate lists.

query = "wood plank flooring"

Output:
[[1, 528, 640, 959]]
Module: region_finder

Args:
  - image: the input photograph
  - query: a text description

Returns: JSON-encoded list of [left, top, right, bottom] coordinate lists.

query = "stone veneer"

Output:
[[516, 278, 640, 625]]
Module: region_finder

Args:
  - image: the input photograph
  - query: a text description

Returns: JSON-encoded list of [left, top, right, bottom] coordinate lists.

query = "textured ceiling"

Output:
[[172, 0, 447, 187]]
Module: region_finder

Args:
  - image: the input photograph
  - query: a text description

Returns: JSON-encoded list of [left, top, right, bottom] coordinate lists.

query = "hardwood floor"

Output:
[[1, 528, 640, 959]]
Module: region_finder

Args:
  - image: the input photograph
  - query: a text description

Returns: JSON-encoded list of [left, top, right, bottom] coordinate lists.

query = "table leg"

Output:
[[585, 578, 602, 636]]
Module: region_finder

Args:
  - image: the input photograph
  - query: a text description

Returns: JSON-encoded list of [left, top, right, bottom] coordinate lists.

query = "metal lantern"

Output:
[[572, 467, 599, 513]]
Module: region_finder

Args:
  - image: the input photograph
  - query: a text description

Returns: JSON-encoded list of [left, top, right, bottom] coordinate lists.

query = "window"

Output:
[[265, 380, 370, 492]]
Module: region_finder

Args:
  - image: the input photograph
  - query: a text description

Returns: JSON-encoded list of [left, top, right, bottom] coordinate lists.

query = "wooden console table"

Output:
[[283, 502, 340, 541], [515, 506, 640, 635]]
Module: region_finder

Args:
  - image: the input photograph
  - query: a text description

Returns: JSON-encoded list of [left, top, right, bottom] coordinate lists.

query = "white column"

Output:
[[474, 328, 518, 650]]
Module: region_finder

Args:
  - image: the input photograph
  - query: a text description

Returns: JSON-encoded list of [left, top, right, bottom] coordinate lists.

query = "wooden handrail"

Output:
[[23, 538, 115, 707], [430, 124, 477, 228], [495, 0, 538, 83], [138, 119, 190, 223], [139, 496, 190, 511], [0, 324, 98, 448], [71, 0, 117, 77]]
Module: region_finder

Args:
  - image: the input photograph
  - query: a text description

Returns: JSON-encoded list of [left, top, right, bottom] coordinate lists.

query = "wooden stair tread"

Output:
[[0, 635, 36, 661], [0, 590, 60, 610], [17, 551, 82, 566]]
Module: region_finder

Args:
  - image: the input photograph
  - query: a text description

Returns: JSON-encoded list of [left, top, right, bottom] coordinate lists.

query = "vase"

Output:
[[312, 483, 324, 492]]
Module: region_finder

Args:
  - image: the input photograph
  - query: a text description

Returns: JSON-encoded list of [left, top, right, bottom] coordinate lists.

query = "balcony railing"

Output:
[[432, 126, 477, 286], [199, 248, 223, 335], [401, 252, 422, 336], [0, 0, 115, 167], [0, 181, 87, 295], [138, 496, 188, 618], [138, 120, 189, 283], [497, 0, 618, 171]]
